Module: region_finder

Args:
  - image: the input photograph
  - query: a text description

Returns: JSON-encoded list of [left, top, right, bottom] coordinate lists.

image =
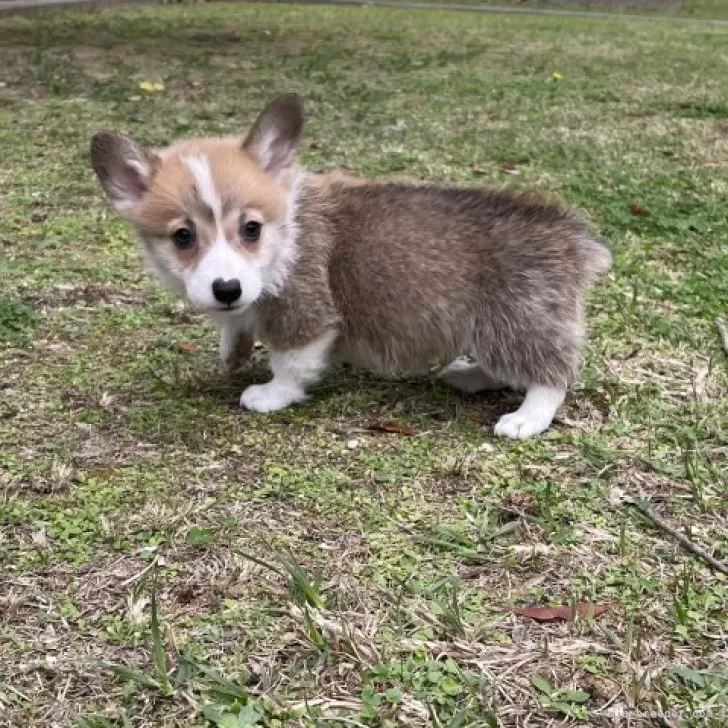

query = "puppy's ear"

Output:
[[90, 132, 159, 215], [242, 93, 304, 182]]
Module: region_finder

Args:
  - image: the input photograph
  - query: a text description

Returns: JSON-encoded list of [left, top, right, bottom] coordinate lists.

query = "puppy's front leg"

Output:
[[240, 330, 338, 413], [219, 319, 254, 371]]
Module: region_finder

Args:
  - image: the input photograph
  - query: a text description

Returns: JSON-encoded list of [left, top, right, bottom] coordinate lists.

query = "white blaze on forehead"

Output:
[[183, 154, 221, 219]]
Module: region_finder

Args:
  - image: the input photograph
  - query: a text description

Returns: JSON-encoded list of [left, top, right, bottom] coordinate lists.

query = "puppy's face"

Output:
[[91, 94, 304, 316]]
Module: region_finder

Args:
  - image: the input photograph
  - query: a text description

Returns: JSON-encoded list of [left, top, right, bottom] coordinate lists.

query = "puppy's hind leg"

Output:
[[438, 358, 507, 394], [494, 384, 565, 440], [483, 317, 579, 439]]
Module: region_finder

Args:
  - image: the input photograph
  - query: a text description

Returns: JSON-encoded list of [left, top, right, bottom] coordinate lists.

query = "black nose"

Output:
[[212, 278, 242, 305]]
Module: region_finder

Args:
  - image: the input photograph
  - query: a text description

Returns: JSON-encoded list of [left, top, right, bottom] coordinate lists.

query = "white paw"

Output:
[[439, 360, 503, 394], [494, 411, 551, 440], [239, 382, 304, 413]]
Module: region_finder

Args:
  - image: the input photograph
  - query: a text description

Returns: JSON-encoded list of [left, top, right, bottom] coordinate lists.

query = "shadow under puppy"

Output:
[[90, 94, 611, 439]]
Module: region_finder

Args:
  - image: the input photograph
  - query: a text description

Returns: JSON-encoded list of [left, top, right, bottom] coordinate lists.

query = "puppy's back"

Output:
[[299, 176, 610, 379]]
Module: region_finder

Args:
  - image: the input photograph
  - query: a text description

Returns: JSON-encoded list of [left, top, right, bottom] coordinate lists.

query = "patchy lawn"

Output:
[[383, 0, 728, 20], [1, 4, 727, 727]]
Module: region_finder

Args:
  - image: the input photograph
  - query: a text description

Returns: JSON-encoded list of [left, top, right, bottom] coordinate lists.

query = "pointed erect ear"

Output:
[[242, 93, 304, 181], [90, 132, 159, 215]]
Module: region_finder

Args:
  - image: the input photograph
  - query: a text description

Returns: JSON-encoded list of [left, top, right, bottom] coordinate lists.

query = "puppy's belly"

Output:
[[335, 338, 445, 377]]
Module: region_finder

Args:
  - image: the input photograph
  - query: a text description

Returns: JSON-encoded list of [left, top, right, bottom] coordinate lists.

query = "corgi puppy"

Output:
[[90, 94, 610, 439]]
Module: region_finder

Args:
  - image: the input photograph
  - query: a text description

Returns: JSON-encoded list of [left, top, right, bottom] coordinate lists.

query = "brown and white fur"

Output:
[[90, 93, 611, 439]]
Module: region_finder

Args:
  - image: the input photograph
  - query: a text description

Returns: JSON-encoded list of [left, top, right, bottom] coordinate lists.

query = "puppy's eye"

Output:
[[241, 220, 262, 242], [172, 226, 195, 248]]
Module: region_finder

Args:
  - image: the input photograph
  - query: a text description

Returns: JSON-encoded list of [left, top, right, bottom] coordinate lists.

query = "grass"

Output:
[[376, 0, 728, 21], [0, 2, 727, 726], [258, 0, 728, 21]]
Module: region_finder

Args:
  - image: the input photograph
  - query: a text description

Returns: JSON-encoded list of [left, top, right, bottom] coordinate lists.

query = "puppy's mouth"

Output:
[[213, 303, 246, 314]]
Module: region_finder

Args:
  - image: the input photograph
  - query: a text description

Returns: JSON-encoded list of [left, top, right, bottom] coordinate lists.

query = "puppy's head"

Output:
[[91, 94, 304, 315]]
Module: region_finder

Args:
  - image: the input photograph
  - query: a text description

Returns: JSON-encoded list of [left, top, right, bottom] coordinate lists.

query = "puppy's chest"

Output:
[[250, 272, 340, 351]]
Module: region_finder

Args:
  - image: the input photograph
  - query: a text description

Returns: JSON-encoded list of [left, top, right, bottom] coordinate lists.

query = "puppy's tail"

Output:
[[582, 236, 613, 282]]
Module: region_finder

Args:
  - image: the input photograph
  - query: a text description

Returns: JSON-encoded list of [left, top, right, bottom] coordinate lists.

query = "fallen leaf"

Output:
[[551, 71, 563, 81], [629, 203, 650, 217], [367, 422, 416, 436], [500, 161, 519, 174], [501, 490, 535, 512], [177, 341, 196, 354], [139, 80, 164, 93], [515, 602, 610, 622]]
